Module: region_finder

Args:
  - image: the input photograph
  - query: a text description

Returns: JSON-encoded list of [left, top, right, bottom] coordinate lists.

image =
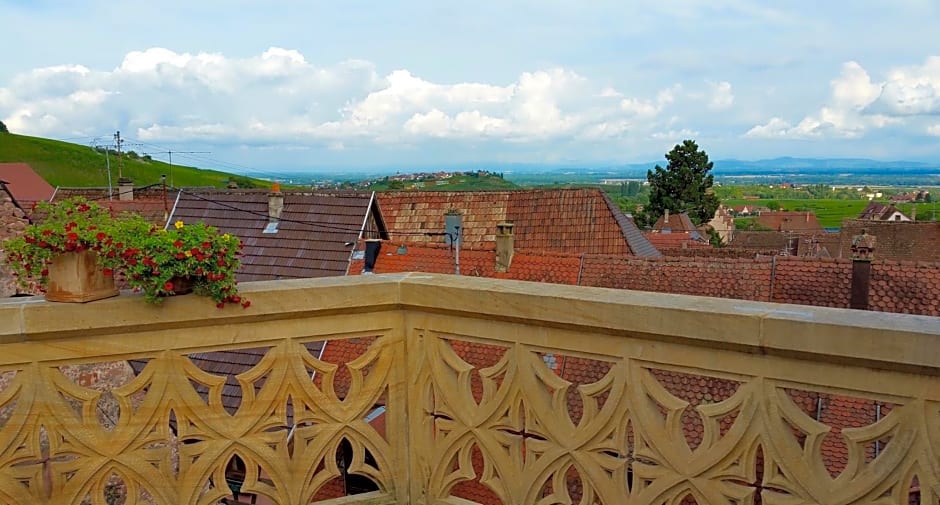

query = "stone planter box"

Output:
[[45, 250, 119, 303]]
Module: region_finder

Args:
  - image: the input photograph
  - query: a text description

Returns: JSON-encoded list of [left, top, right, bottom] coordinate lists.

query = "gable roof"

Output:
[[858, 201, 909, 221], [644, 232, 711, 251], [0, 163, 55, 211], [755, 211, 823, 233], [652, 211, 700, 234], [168, 190, 387, 281], [376, 188, 660, 257]]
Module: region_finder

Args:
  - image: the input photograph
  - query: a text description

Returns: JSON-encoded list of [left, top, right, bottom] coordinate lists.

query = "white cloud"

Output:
[[0, 47, 707, 147], [928, 124, 940, 136], [707, 81, 734, 109], [747, 57, 940, 142]]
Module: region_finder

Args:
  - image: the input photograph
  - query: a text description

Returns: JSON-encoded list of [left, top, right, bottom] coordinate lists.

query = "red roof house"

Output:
[[0, 162, 54, 213], [376, 188, 660, 257]]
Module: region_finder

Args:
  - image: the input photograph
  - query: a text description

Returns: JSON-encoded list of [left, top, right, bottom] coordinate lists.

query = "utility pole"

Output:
[[146, 150, 210, 187], [113, 131, 125, 179]]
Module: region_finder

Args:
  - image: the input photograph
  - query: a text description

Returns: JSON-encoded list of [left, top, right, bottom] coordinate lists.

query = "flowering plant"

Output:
[[2, 198, 117, 292], [100, 216, 248, 307]]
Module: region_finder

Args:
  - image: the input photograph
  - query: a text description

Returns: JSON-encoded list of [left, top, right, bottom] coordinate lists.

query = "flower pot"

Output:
[[167, 275, 194, 296], [45, 250, 119, 303]]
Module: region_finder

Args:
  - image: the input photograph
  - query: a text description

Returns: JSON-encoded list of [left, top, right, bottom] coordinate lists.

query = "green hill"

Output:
[[0, 133, 268, 189]]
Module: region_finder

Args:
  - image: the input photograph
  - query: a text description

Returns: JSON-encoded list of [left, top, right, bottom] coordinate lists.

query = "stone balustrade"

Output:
[[0, 273, 938, 504]]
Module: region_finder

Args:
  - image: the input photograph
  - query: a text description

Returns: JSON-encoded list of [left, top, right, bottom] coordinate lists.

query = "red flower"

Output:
[[66, 232, 79, 242], [173, 240, 184, 248], [37, 240, 48, 248], [241, 300, 251, 308], [216, 302, 225, 309], [40, 268, 48, 276], [176, 252, 186, 260], [201, 241, 211, 250], [164, 282, 174, 291], [102, 268, 113, 276], [96, 232, 106, 241], [41, 229, 52, 236]]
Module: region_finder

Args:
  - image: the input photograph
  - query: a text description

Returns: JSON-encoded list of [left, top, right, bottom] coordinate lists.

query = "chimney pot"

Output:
[[495, 222, 514, 273], [664, 209, 670, 224], [268, 186, 284, 223]]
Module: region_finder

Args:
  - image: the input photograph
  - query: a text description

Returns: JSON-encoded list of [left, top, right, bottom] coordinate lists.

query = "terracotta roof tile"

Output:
[[377, 188, 660, 257], [0, 163, 55, 212]]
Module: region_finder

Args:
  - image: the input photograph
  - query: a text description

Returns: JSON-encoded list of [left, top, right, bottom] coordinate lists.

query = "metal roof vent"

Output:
[[262, 222, 279, 234]]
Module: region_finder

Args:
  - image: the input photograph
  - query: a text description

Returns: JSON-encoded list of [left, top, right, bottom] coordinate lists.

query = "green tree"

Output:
[[0, 120, 8, 134], [644, 139, 720, 226]]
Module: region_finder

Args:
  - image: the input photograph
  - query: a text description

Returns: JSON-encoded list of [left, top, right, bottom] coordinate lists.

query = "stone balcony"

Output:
[[0, 273, 938, 504]]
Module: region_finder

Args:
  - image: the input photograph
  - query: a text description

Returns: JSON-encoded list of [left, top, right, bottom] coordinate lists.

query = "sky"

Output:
[[1, 0, 940, 173]]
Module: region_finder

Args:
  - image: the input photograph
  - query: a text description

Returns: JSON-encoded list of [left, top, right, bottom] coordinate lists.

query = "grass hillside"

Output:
[[0, 133, 268, 189]]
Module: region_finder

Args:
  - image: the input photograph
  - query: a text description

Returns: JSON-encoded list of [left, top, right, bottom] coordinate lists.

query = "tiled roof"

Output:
[[729, 231, 790, 251], [859, 202, 908, 221], [169, 190, 386, 282], [0, 163, 55, 212], [755, 211, 823, 233], [652, 212, 699, 234], [838, 220, 940, 262], [52, 186, 175, 226], [376, 188, 660, 257], [348, 242, 583, 284], [644, 232, 711, 252]]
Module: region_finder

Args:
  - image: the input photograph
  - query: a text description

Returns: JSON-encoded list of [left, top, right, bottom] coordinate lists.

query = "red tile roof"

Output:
[[168, 190, 387, 282], [348, 242, 583, 284], [376, 188, 660, 257], [644, 231, 711, 252], [0, 163, 55, 212], [755, 211, 823, 233]]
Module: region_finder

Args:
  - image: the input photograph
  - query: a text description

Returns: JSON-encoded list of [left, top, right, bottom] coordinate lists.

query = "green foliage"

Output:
[[0, 120, 8, 134], [766, 200, 781, 211], [0, 132, 269, 188], [102, 216, 246, 306], [645, 140, 720, 226], [2, 198, 118, 291], [2, 197, 248, 307]]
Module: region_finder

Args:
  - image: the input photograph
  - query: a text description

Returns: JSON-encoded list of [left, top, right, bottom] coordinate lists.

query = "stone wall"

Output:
[[0, 186, 29, 297]]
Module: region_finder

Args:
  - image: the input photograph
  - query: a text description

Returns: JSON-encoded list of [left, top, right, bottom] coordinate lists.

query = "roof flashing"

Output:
[[262, 222, 279, 234]]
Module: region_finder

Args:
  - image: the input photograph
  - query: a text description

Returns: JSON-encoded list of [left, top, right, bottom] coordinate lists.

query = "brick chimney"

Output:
[[268, 182, 284, 223], [850, 230, 876, 310], [117, 177, 133, 201], [495, 222, 514, 273]]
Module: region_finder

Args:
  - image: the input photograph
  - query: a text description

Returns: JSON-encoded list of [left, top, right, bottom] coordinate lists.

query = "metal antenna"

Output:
[[144, 150, 210, 187]]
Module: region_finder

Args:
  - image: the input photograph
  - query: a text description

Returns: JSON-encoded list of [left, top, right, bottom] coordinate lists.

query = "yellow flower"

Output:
[[174, 221, 184, 229], [222, 234, 231, 240], [185, 250, 192, 257]]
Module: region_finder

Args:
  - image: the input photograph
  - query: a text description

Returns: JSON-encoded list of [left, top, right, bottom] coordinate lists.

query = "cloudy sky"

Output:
[[2, 0, 939, 172]]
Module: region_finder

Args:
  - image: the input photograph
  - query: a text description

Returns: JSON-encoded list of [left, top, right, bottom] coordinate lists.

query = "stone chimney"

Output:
[[268, 182, 284, 223], [850, 230, 876, 310], [495, 222, 514, 273], [911, 206, 916, 221], [117, 177, 133, 201]]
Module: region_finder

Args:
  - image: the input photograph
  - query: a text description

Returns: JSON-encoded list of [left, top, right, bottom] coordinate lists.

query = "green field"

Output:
[[725, 199, 938, 228], [0, 133, 269, 189]]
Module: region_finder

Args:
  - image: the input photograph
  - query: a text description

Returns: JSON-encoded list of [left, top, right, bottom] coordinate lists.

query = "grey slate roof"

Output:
[[168, 190, 387, 281]]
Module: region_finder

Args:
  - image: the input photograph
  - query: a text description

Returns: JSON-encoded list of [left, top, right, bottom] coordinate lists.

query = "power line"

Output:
[[127, 137, 289, 181], [143, 150, 211, 187]]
